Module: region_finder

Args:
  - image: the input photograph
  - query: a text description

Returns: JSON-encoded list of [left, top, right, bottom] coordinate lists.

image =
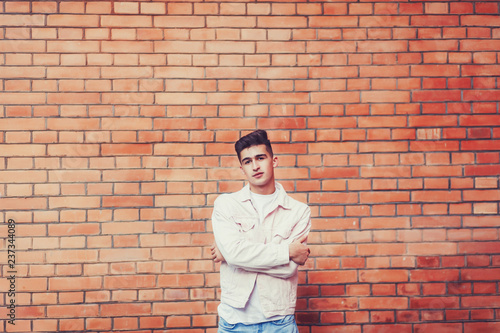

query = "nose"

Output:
[[252, 160, 259, 170]]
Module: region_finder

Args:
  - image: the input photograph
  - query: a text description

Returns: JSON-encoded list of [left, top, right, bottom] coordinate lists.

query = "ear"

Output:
[[272, 155, 279, 168], [239, 165, 245, 176]]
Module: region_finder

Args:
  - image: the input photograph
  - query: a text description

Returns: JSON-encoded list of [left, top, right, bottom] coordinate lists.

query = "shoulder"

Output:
[[214, 188, 244, 208], [275, 182, 310, 214], [214, 193, 230, 207], [282, 192, 310, 216]]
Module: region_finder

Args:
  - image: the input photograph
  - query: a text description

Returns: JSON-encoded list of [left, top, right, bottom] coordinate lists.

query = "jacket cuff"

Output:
[[276, 243, 290, 266]]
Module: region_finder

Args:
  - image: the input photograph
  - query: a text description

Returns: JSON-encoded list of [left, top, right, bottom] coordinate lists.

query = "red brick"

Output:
[[414, 323, 463, 333], [412, 216, 461, 229], [360, 65, 409, 78], [100, 303, 151, 317], [358, 268, 408, 283], [153, 301, 205, 315], [309, 270, 356, 284], [359, 192, 410, 204], [459, 242, 500, 255], [2, 2, 500, 331], [411, 15, 459, 26], [104, 275, 155, 290], [360, 15, 409, 27], [309, 298, 358, 312], [461, 295, 500, 309], [255, 15, 306, 28], [100, 15, 151, 28], [101, 144, 152, 156], [45, 304, 98, 318], [465, 322, 500, 333]]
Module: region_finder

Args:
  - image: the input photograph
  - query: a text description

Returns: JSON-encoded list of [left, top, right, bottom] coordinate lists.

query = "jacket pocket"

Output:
[[233, 216, 257, 232], [273, 226, 292, 243]]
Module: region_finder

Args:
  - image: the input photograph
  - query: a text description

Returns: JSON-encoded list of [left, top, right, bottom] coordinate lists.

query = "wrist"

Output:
[[280, 243, 291, 264], [288, 243, 296, 261]]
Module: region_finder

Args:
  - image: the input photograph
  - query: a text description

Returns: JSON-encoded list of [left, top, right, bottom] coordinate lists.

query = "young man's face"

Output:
[[239, 144, 278, 194]]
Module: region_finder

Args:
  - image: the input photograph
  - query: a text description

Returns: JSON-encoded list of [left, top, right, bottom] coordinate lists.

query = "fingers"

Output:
[[210, 243, 217, 259], [210, 245, 217, 260], [210, 243, 225, 263]]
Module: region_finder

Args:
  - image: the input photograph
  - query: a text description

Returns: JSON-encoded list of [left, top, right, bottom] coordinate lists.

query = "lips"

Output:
[[253, 172, 264, 178]]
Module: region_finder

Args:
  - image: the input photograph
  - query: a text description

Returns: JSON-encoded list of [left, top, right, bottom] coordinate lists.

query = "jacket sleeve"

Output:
[[212, 196, 311, 279], [242, 206, 311, 279], [212, 196, 290, 271]]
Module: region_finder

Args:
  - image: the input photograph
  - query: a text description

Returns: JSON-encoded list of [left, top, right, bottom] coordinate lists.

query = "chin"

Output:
[[251, 178, 271, 187]]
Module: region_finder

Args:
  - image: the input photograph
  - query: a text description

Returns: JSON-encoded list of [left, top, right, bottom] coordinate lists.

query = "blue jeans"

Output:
[[218, 315, 298, 333]]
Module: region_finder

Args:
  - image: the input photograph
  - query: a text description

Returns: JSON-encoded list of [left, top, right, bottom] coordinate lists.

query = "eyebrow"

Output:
[[241, 154, 267, 163]]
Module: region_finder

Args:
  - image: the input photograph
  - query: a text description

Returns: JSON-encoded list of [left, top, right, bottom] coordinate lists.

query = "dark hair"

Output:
[[235, 130, 273, 162]]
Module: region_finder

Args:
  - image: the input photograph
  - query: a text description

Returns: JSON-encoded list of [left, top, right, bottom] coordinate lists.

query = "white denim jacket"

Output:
[[212, 182, 311, 318]]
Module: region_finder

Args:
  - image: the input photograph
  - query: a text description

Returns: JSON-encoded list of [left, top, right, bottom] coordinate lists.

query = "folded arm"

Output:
[[211, 198, 311, 278], [211, 235, 309, 278]]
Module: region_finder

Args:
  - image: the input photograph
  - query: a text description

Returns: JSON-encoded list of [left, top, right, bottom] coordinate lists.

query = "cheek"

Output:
[[263, 161, 273, 172], [241, 165, 252, 176]]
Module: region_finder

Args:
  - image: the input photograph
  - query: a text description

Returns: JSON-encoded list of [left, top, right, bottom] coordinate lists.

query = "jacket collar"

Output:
[[237, 182, 292, 210]]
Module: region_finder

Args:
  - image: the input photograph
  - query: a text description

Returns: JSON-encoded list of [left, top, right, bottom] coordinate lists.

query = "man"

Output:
[[210, 129, 311, 332]]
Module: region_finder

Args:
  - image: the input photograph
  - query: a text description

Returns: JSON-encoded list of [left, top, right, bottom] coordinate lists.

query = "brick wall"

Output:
[[1, 0, 500, 332]]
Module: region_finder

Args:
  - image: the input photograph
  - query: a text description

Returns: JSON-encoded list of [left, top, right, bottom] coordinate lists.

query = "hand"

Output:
[[211, 243, 225, 263], [289, 234, 310, 266]]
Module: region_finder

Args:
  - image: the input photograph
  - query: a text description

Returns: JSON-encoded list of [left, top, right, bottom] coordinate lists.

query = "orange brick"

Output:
[[2, 2, 500, 331], [153, 301, 205, 315], [154, 15, 204, 28], [45, 304, 97, 318]]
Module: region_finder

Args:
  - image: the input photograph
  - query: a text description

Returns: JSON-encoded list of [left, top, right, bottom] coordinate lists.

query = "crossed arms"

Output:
[[211, 201, 311, 279], [212, 234, 310, 265]]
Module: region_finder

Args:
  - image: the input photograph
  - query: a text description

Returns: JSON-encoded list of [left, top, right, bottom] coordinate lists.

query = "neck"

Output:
[[249, 180, 275, 195]]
